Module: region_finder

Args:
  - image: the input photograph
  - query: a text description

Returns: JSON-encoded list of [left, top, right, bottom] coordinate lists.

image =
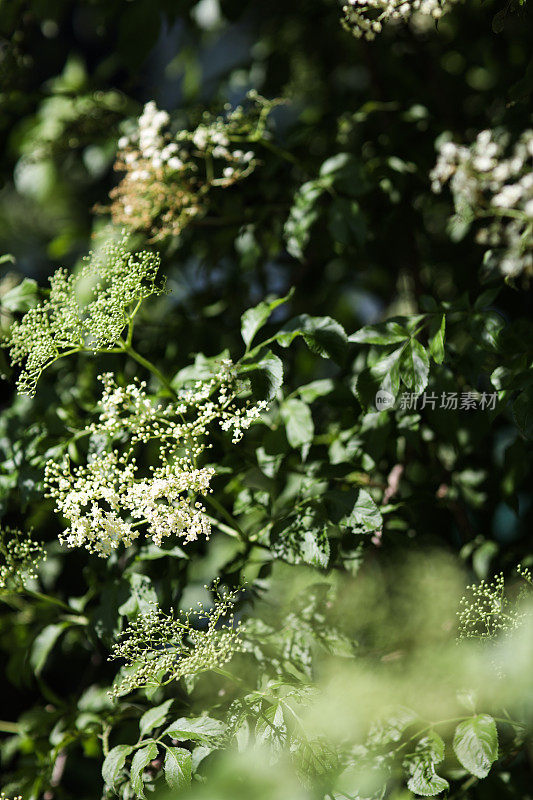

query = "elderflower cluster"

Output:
[[0, 527, 46, 592], [457, 568, 532, 640], [341, 0, 461, 40], [109, 587, 243, 697], [106, 93, 278, 242], [44, 365, 267, 556], [431, 129, 533, 278], [6, 240, 162, 394]]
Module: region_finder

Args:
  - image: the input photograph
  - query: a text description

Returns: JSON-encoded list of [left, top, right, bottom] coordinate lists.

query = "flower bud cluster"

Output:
[[107, 94, 276, 242], [0, 526, 46, 592], [6, 240, 162, 394], [431, 129, 533, 278], [457, 568, 532, 640], [341, 0, 461, 40], [44, 366, 267, 556], [109, 588, 243, 696]]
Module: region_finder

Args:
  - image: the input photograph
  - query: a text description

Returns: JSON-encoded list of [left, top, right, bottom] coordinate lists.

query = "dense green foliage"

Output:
[[0, 0, 532, 798]]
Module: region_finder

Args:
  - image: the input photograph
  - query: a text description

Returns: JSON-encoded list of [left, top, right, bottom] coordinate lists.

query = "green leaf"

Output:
[[428, 315, 446, 364], [30, 622, 70, 675], [131, 742, 158, 798], [270, 511, 330, 568], [240, 351, 283, 400], [407, 766, 449, 796], [349, 320, 410, 345], [280, 398, 314, 449], [139, 699, 173, 737], [285, 180, 324, 259], [296, 379, 334, 402], [400, 339, 430, 394], [102, 744, 133, 789], [407, 731, 449, 797], [342, 489, 382, 533], [241, 289, 294, 349], [171, 350, 231, 388], [163, 716, 226, 741], [319, 152, 368, 196], [1, 278, 39, 313], [453, 715, 498, 779], [277, 314, 348, 363], [298, 527, 330, 568], [164, 746, 192, 789], [118, 573, 158, 618]]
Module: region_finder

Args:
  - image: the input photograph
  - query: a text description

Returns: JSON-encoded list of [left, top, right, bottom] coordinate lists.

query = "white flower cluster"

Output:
[[45, 365, 267, 556], [0, 527, 46, 592], [431, 129, 533, 278], [7, 240, 162, 394], [109, 587, 243, 696], [109, 96, 269, 240], [341, 0, 461, 40], [119, 99, 257, 177], [44, 451, 212, 555]]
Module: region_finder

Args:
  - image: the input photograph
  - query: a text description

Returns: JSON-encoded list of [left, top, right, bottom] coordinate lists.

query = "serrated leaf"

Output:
[[277, 314, 348, 363], [342, 489, 382, 533], [118, 573, 157, 618], [407, 766, 449, 796], [164, 746, 192, 789], [453, 715, 498, 779], [349, 320, 410, 345], [299, 528, 330, 568], [407, 731, 448, 796], [280, 398, 314, 448], [400, 339, 429, 394], [139, 699, 173, 737], [271, 511, 330, 568], [102, 744, 133, 788], [131, 742, 158, 798], [241, 289, 294, 349], [255, 703, 286, 749], [163, 716, 226, 741], [240, 351, 283, 400]]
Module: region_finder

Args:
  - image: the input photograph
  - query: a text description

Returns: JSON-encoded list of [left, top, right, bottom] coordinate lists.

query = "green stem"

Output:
[[478, 207, 530, 222], [121, 343, 176, 398], [24, 588, 84, 618], [257, 137, 301, 168], [0, 720, 20, 733], [205, 495, 245, 540], [205, 513, 243, 541]]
